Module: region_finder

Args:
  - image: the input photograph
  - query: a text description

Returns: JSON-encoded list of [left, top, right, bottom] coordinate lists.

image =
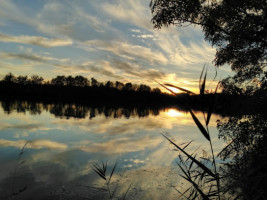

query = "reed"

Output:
[[92, 161, 131, 200], [160, 66, 223, 199]]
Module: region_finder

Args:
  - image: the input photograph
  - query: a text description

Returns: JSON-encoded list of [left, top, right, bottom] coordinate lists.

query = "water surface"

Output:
[[0, 101, 224, 199]]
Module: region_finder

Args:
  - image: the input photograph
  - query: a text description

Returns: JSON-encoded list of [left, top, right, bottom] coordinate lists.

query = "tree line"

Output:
[[1, 73, 161, 93], [0, 73, 176, 106]]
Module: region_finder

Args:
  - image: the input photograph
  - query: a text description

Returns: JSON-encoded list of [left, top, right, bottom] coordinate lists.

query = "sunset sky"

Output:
[[0, 0, 233, 92]]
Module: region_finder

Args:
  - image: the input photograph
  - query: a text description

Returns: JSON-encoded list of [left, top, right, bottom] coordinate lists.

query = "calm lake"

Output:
[[0, 100, 231, 199]]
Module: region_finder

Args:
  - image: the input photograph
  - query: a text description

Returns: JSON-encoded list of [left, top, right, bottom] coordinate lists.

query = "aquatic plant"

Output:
[[92, 161, 131, 200], [160, 66, 224, 199]]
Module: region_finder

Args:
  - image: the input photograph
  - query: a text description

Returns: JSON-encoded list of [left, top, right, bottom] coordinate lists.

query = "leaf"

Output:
[[155, 81, 176, 94], [93, 163, 106, 180], [199, 65, 206, 91], [213, 67, 218, 81], [182, 140, 193, 150], [164, 83, 196, 95], [200, 69, 207, 97], [180, 174, 210, 200], [206, 82, 219, 126], [111, 183, 118, 198], [108, 162, 117, 184], [162, 134, 216, 178], [122, 183, 132, 200], [188, 109, 210, 141]]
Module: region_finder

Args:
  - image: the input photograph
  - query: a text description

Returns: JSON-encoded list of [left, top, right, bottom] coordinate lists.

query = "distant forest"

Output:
[[0, 73, 176, 105], [1, 73, 267, 115]]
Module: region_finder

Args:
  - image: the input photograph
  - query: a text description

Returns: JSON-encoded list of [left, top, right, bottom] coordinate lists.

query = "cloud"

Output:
[[0, 33, 72, 47], [0, 122, 46, 131], [83, 40, 168, 65], [77, 135, 163, 154], [102, 0, 153, 30], [108, 59, 167, 80], [0, 139, 67, 149], [0, 52, 70, 63], [54, 62, 124, 80]]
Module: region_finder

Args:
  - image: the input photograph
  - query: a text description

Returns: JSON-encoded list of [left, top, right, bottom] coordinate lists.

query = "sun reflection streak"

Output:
[[165, 109, 184, 117]]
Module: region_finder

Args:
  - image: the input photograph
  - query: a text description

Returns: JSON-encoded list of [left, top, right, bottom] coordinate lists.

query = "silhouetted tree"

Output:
[[105, 80, 114, 88], [3, 73, 16, 83], [66, 76, 74, 86], [91, 77, 99, 87], [16, 75, 28, 85], [115, 81, 124, 90], [51, 75, 66, 86], [30, 75, 44, 85], [150, 0, 267, 80], [74, 75, 89, 87], [217, 115, 267, 199], [124, 82, 132, 91], [138, 84, 151, 92], [152, 88, 161, 93]]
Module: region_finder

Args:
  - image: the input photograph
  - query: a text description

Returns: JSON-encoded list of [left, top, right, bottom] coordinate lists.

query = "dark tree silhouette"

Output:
[[217, 114, 267, 199], [150, 0, 267, 80], [91, 77, 99, 87], [105, 80, 114, 88], [115, 81, 124, 90], [16, 75, 28, 85], [3, 73, 16, 83], [73, 75, 89, 87], [124, 82, 132, 91], [30, 75, 44, 85], [51, 75, 66, 86], [138, 84, 151, 92]]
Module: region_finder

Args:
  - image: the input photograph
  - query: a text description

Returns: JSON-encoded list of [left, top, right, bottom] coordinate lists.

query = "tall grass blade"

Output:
[[213, 67, 218, 81], [182, 140, 193, 150], [93, 164, 106, 180], [155, 81, 176, 94], [111, 183, 118, 199], [173, 187, 191, 200], [200, 70, 207, 97], [122, 183, 132, 200], [108, 162, 117, 184], [188, 109, 210, 141], [206, 82, 219, 126], [164, 83, 196, 95], [199, 65, 206, 91], [162, 134, 216, 178], [180, 174, 210, 200]]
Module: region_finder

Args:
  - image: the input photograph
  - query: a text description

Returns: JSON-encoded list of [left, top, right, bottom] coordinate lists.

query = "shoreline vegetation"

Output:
[[1, 73, 266, 117]]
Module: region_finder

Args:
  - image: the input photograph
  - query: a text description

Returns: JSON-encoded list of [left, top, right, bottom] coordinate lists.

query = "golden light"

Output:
[[166, 109, 183, 117], [167, 86, 180, 94]]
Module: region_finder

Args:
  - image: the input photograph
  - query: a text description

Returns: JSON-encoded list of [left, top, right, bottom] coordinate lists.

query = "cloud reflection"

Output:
[[0, 139, 67, 149]]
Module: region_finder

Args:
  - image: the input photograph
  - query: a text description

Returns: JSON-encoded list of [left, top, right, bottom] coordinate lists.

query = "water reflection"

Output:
[[1, 100, 170, 119], [0, 100, 206, 199], [2, 100, 264, 199]]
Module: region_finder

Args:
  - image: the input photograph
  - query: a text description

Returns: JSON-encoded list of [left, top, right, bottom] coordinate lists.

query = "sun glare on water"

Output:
[[166, 109, 184, 117]]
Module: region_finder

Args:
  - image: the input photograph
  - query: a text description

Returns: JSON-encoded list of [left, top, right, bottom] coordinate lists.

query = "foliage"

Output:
[[150, 0, 267, 80], [217, 114, 267, 199], [220, 71, 267, 97]]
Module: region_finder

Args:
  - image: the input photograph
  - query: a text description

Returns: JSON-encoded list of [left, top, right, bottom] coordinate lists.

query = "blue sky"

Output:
[[0, 0, 232, 92]]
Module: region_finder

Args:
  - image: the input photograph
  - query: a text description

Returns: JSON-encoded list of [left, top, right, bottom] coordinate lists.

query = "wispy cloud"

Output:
[[0, 52, 70, 63], [83, 40, 168, 65], [0, 33, 72, 47], [0, 139, 67, 149], [102, 0, 153, 30], [77, 136, 163, 154]]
